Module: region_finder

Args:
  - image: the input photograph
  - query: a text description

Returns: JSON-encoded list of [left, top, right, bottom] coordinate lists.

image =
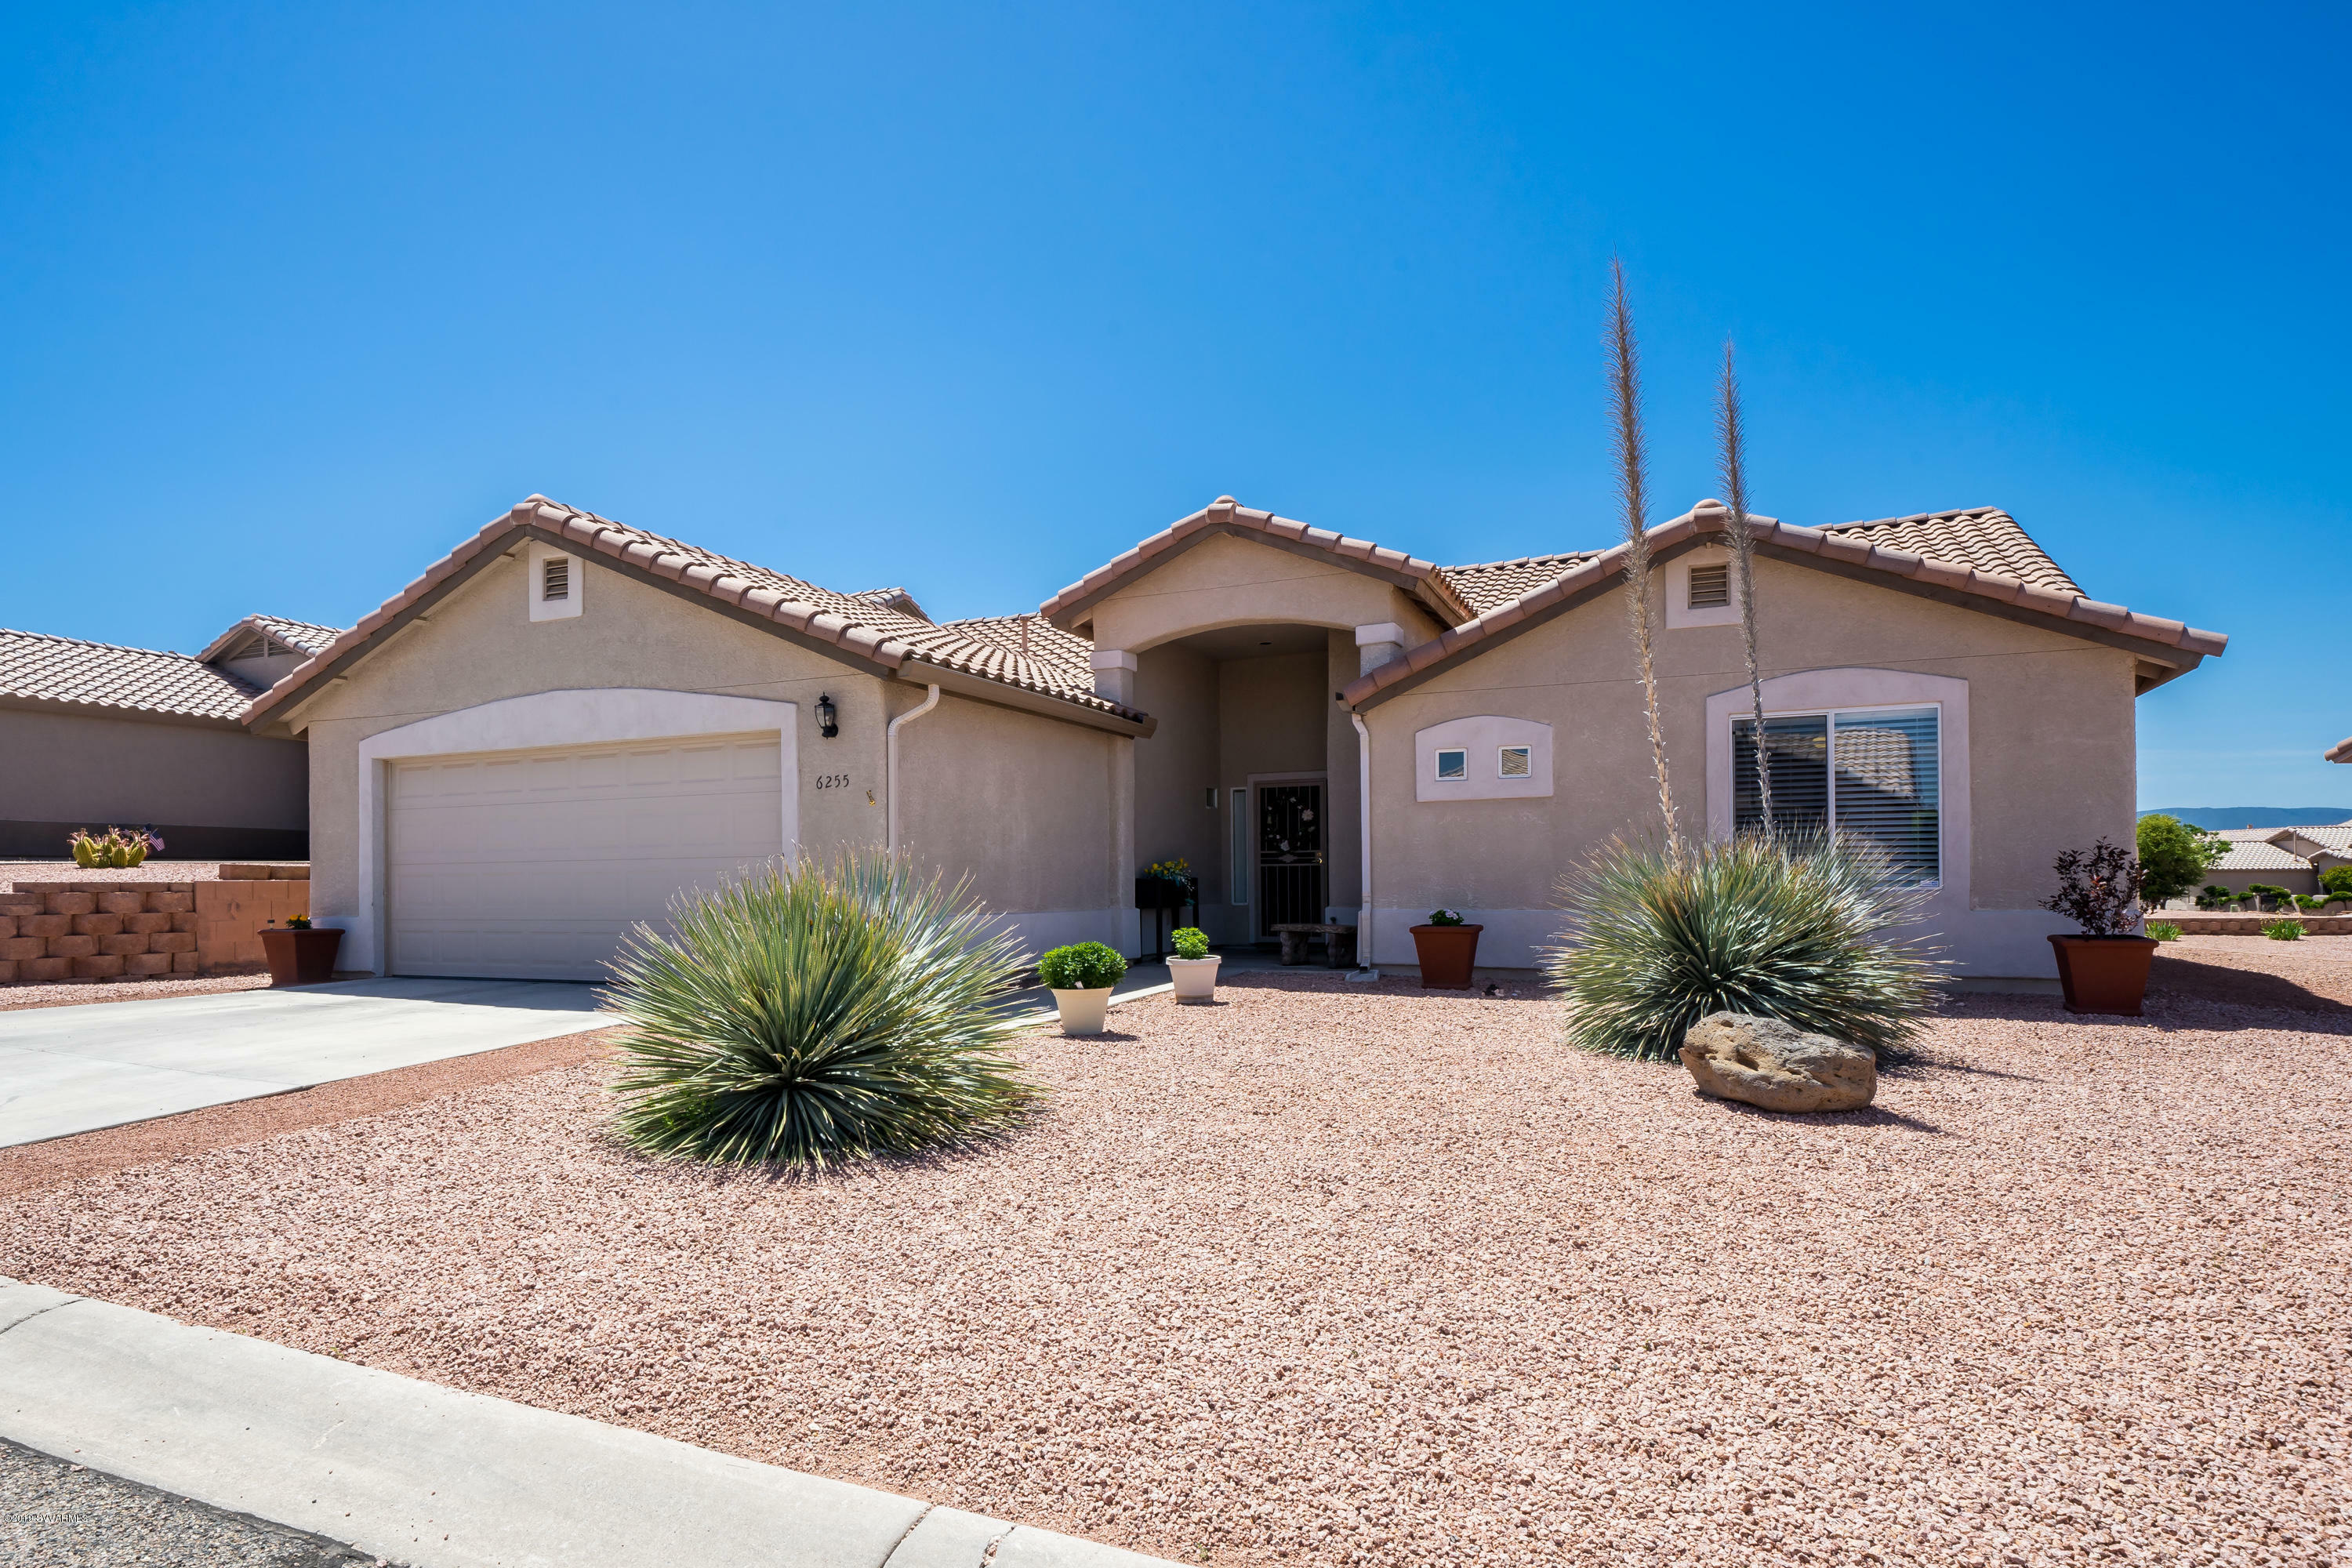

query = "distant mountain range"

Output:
[[2139, 807, 2352, 829]]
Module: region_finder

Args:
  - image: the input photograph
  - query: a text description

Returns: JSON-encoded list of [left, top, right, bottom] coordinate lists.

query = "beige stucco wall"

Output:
[[0, 706, 307, 855], [290, 549, 894, 935], [892, 685, 1127, 954], [1359, 554, 2142, 976], [1083, 534, 1443, 654]]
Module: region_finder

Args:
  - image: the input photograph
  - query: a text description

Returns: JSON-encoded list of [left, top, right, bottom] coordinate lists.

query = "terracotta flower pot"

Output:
[[260, 927, 343, 988], [2047, 934, 2158, 1016], [1410, 924, 1483, 990]]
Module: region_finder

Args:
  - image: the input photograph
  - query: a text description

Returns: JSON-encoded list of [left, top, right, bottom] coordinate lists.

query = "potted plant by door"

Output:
[[1410, 908, 1483, 990], [1037, 941, 1127, 1035], [1167, 927, 1220, 1004], [2041, 839, 2158, 1015], [259, 916, 344, 988]]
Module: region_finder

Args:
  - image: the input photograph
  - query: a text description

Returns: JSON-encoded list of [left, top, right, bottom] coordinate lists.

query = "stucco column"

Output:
[[1355, 622, 1408, 677], [1090, 648, 1138, 706]]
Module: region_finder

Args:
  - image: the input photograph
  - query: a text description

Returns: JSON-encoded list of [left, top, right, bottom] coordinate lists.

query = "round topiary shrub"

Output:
[[605, 849, 1034, 1169], [1037, 941, 1127, 990]]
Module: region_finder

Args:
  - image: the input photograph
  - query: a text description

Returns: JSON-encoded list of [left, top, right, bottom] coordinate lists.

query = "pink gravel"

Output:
[[0, 972, 271, 1013], [2, 971, 2345, 1566]]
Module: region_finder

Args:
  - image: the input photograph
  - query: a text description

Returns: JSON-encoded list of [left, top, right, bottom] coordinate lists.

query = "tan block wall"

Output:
[[0, 879, 307, 984], [194, 880, 310, 973]]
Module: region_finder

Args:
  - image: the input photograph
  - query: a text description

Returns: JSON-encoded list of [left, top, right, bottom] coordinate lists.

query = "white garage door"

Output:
[[386, 732, 786, 982]]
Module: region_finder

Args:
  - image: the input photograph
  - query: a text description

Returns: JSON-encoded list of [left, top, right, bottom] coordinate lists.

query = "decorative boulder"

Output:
[[1677, 1012, 1877, 1113]]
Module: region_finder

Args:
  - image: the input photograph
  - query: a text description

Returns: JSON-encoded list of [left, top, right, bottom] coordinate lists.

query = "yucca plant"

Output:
[[1548, 830, 1942, 1062], [605, 848, 1035, 1169]]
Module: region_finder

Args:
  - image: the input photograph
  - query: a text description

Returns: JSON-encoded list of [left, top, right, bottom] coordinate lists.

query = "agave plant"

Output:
[[1548, 831, 1941, 1062], [605, 848, 1036, 1169]]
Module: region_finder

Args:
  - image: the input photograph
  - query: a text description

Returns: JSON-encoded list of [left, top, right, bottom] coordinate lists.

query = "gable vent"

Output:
[[1687, 562, 1731, 609], [543, 557, 571, 602]]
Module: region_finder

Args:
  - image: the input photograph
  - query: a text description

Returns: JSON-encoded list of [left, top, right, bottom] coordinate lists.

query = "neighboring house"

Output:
[[240, 493, 2226, 984], [0, 615, 341, 859], [2200, 823, 2352, 897]]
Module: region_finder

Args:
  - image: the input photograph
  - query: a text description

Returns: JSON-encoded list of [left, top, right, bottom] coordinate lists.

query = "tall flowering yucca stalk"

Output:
[[1715, 339, 1772, 833], [1607, 260, 1680, 858]]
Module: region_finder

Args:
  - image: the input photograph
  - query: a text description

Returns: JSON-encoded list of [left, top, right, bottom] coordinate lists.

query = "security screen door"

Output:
[[1257, 781, 1326, 936]]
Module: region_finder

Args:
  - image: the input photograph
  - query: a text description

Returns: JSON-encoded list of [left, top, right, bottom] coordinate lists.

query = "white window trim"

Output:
[[343, 688, 799, 978], [1666, 546, 1741, 629], [1434, 747, 1468, 780], [528, 542, 583, 621], [1497, 745, 1532, 779], [1704, 668, 1969, 909], [1414, 715, 1555, 801]]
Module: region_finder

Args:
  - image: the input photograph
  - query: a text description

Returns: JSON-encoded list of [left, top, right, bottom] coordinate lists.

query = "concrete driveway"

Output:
[[0, 978, 610, 1149]]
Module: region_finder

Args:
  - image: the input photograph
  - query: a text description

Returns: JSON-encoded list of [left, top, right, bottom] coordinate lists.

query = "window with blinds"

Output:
[[1731, 706, 1940, 884]]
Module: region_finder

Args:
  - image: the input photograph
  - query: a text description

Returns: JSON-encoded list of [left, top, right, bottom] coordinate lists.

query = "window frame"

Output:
[[1496, 745, 1532, 779], [1729, 699, 1944, 887], [1433, 747, 1468, 781]]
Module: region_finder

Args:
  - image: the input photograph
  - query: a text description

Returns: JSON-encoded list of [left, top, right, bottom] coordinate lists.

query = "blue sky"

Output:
[[3, 2, 2346, 808]]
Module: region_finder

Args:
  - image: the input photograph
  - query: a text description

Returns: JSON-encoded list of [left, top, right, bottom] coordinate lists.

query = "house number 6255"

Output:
[[814, 774, 852, 789]]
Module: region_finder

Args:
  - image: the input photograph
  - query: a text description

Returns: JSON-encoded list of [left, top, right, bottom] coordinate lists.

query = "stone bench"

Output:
[[1272, 923, 1356, 968]]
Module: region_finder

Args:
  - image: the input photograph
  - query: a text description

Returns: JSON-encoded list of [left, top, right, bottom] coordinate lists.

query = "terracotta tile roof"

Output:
[[242, 497, 1147, 729], [2328, 735, 2352, 764], [0, 629, 260, 722], [194, 612, 349, 664], [1818, 507, 2082, 595], [1439, 553, 1600, 614], [1346, 500, 2227, 707], [1042, 496, 1475, 630], [241, 614, 346, 655], [2285, 826, 2352, 854], [2211, 840, 2312, 873]]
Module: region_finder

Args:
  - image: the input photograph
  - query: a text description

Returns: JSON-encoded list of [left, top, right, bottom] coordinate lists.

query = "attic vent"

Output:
[[1687, 562, 1731, 609], [542, 557, 571, 602]]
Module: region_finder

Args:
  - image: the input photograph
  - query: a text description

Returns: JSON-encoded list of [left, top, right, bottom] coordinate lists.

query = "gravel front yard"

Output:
[[3, 966, 2345, 1566]]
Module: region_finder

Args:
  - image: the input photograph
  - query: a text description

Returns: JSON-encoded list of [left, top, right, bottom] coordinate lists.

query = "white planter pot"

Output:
[[1051, 986, 1113, 1036], [1167, 954, 1221, 1004]]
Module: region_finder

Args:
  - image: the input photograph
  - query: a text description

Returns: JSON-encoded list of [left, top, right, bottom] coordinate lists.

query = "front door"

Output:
[[1258, 781, 1326, 936]]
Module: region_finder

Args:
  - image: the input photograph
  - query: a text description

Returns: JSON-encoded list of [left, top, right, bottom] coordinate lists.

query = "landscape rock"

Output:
[[1678, 1011, 1877, 1112]]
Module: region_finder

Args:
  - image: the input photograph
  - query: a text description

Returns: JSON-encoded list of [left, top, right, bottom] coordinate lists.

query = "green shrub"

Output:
[[2147, 921, 2183, 942], [1039, 941, 1127, 990], [2323, 866, 2352, 895], [1427, 908, 1467, 926], [1170, 927, 1210, 960], [604, 849, 1033, 1169], [2263, 919, 2305, 942], [1547, 830, 1941, 1063], [2136, 815, 2226, 905]]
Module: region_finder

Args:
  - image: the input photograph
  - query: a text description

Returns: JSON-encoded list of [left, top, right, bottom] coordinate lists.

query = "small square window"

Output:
[[1497, 746, 1531, 779], [1687, 562, 1730, 609], [1434, 748, 1467, 780]]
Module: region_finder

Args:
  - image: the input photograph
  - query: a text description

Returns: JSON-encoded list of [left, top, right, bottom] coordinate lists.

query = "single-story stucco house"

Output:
[[236, 493, 2226, 985], [1, 614, 341, 860], [2198, 824, 2352, 898]]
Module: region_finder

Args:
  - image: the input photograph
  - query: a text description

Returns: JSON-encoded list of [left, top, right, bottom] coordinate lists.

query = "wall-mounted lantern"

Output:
[[815, 694, 839, 739]]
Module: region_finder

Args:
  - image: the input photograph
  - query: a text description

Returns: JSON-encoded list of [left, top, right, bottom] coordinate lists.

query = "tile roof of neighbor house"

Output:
[[2328, 735, 2352, 764], [240, 497, 1149, 729], [1345, 500, 2227, 706], [2210, 840, 2315, 873], [0, 629, 265, 722]]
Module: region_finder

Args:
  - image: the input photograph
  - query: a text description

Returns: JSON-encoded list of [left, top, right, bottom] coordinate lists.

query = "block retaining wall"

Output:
[[2161, 913, 2352, 935], [0, 869, 309, 984]]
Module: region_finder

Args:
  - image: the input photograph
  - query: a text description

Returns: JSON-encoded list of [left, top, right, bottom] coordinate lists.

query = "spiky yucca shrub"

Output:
[[606, 849, 1034, 1169], [1548, 831, 1941, 1062]]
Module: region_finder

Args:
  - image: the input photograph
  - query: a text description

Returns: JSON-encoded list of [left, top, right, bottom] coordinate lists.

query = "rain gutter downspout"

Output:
[[1351, 710, 1375, 973], [886, 684, 942, 852]]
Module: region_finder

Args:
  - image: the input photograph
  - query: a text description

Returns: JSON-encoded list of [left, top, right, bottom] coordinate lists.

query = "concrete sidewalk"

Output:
[[0, 1276, 1173, 1568], [0, 978, 609, 1149]]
